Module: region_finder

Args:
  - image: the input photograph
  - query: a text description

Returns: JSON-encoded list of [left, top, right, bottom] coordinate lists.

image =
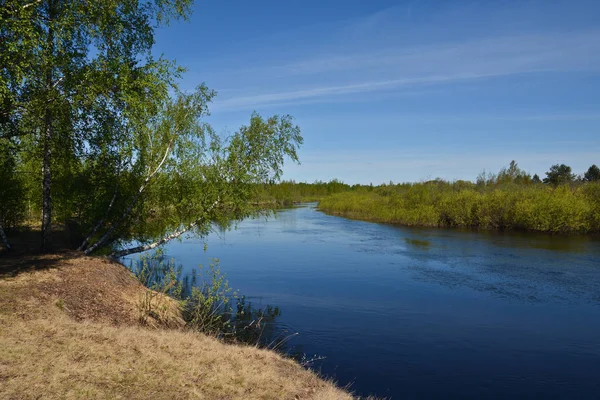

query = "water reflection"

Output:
[[404, 237, 431, 249], [127, 253, 293, 350]]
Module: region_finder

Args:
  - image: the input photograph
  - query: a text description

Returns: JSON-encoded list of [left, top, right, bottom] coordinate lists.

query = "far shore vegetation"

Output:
[[259, 161, 600, 234]]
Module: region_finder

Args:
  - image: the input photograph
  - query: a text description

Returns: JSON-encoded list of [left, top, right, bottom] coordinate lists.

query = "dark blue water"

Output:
[[132, 203, 600, 399]]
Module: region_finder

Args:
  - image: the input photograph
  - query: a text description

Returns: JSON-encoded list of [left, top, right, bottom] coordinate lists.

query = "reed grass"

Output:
[[318, 181, 600, 233]]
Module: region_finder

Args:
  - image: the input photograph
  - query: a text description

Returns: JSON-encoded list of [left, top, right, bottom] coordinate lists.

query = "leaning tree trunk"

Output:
[[77, 188, 118, 252], [41, 110, 53, 252], [109, 199, 219, 258], [110, 221, 199, 258], [0, 222, 10, 251], [84, 140, 174, 255]]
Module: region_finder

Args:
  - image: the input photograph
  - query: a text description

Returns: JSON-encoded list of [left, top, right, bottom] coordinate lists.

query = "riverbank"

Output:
[[0, 254, 354, 399], [318, 183, 600, 233]]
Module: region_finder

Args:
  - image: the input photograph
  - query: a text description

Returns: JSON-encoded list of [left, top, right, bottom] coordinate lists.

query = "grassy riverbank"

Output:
[[0, 254, 355, 400], [318, 182, 600, 233]]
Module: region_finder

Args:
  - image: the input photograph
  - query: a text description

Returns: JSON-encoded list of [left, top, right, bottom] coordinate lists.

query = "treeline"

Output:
[[254, 179, 352, 206], [476, 161, 600, 186], [264, 161, 600, 233]]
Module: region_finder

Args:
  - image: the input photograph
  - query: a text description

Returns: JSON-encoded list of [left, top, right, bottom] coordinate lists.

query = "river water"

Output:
[[143, 203, 600, 399]]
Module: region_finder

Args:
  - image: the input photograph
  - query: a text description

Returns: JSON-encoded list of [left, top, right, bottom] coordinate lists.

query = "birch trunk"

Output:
[[40, 0, 55, 252], [84, 140, 173, 255], [110, 221, 198, 258], [110, 199, 219, 258], [41, 110, 53, 251], [77, 189, 118, 251]]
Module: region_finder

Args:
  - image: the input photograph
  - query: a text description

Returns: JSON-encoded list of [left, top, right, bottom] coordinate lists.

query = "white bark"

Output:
[[22, 0, 43, 9], [110, 221, 198, 258], [110, 199, 219, 258], [84, 140, 174, 255], [40, 0, 55, 252]]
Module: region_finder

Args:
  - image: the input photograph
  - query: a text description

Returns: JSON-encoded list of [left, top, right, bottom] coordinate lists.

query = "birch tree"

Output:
[[2, 0, 303, 256], [80, 86, 303, 256], [1, 0, 193, 251]]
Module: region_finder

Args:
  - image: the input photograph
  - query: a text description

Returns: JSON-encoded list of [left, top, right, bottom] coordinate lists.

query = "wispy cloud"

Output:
[[212, 30, 600, 111], [214, 72, 507, 110], [268, 31, 600, 78]]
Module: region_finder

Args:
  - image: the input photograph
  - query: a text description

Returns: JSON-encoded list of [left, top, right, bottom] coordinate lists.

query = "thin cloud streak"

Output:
[[212, 30, 600, 111], [213, 72, 507, 110], [269, 31, 600, 78]]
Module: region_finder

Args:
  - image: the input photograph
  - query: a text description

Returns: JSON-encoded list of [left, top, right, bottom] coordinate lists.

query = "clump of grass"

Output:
[[131, 253, 184, 327], [183, 259, 234, 335], [130, 252, 284, 347]]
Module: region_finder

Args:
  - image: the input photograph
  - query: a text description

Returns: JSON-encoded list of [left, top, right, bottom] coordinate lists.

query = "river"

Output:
[[132, 203, 600, 399]]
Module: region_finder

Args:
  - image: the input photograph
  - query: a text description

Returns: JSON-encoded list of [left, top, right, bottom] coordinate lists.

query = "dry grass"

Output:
[[0, 255, 354, 400]]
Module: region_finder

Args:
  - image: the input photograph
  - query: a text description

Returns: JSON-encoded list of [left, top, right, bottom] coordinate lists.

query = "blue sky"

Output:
[[153, 0, 600, 184]]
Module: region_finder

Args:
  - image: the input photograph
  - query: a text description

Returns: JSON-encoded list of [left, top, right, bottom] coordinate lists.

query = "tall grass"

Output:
[[318, 181, 600, 234], [130, 252, 284, 347]]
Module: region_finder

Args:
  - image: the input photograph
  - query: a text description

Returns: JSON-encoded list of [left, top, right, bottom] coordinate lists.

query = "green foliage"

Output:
[[0, 139, 25, 228], [543, 164, 576, 186], [130, 252, 282, 345], [319, 182, 600, 234], [1, 0, 194, 247], [316, 161, 600, 234], [259, 160, 600, 234], [1, 1, 304, 253], [255, 179, 352, 206], [496, 160, 531, 184], [184, 260, 234, 335], [132, 251, 184, 299], [228, 112, 303, 184], [584, 164, 600, 182]]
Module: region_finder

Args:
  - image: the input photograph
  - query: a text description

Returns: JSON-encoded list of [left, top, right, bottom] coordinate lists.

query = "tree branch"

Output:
[[21, 0, 43, 10], [77, 187, 118, 251], [84, 139, 174, 254], [50, 76, 64, 90], [110, 199, 220, 258], [0, 131, 32, 140], [110, 221, 198, 258]]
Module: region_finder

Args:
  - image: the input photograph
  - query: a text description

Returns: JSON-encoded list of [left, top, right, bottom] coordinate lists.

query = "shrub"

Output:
[[318, 181, 600, 233]]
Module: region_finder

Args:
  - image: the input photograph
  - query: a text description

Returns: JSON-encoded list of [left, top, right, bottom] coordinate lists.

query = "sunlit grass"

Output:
[[0, 255, 356, 400], [318, 182, 600, 233]]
